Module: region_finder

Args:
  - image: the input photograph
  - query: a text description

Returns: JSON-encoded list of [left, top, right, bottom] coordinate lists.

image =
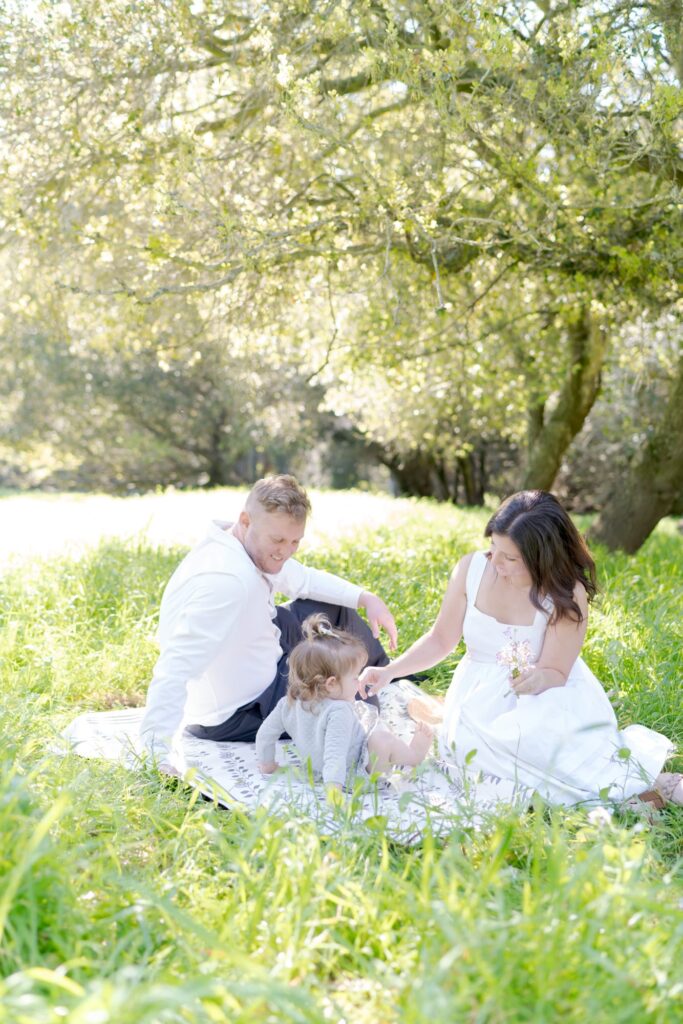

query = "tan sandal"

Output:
[[632, 790, 665, 811], [654, 772, 683, 806], [622, 795, 660, 824]]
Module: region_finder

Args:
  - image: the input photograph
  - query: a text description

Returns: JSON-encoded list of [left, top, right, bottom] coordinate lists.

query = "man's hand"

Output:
[[358, 591, 398, 650]]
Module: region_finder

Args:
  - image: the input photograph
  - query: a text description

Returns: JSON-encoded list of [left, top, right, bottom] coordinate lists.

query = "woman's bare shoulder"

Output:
[[573, 579, 590, 615], [449, 551, 478, 588], [452, 550, 479, 575]]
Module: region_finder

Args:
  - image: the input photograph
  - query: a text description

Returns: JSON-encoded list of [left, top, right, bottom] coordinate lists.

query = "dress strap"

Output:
[[529, 590, 554, 626], [464, 550, 488, 604]]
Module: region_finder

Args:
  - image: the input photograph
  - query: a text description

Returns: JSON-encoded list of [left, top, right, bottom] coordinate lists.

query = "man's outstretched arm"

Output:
[[273, 561, 398, 649]]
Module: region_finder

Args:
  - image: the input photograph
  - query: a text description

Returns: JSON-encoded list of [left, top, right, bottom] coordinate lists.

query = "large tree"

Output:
[[1, 1, 682, 542], [588, 313, 683, 551]]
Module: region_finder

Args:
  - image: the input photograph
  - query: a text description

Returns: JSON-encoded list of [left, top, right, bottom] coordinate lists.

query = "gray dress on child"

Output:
[[255, 697, 376, 787]]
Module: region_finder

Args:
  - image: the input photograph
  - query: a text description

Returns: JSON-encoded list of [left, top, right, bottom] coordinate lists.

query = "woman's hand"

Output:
[[259, 761, 279, 774], [511, 666, 566, 696], [357, 663, 395, 698]]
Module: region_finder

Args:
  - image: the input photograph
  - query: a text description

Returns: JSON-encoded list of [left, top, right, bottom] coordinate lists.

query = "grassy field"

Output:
[[1, 491, 682, 1023]]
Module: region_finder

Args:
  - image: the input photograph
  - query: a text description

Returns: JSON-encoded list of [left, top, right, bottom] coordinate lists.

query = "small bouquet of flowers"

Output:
[[497, 636, 533, 697]]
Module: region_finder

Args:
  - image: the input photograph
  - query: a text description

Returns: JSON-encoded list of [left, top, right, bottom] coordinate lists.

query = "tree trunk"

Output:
[[523, 307, 607, 491], [206, 418, 230, 486], [456, 449, 486, 505], [433, 457, 452, 502], [526, 399, 545, 449], [588, 354, 683, 553], [385, 449, 441, 498]]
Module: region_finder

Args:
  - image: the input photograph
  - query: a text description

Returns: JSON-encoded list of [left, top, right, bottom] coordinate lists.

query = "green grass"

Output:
[[1, 495, 682, 1022]]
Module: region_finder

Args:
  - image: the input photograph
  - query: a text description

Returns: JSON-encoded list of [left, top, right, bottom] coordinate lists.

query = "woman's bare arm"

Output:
[[512, 582, 588, 696], [358, 554, 471, 696]]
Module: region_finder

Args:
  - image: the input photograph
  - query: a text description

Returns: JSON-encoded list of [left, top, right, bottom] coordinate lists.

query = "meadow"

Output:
[[1, 491, 682, 1023]]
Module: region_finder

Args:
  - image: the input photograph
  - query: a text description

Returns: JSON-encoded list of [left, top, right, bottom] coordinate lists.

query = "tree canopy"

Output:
[[1, 0, 682, 548]]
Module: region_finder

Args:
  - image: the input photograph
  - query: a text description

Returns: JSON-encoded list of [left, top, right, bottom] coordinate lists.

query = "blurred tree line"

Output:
[[0, 0, 681, 551]]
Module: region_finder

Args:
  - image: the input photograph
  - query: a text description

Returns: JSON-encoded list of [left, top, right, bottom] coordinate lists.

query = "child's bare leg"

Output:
[[367, 722, 434, 772]]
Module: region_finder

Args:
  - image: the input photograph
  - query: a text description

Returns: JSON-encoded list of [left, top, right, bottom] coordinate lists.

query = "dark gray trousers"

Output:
[[187, 599, 389, 743]]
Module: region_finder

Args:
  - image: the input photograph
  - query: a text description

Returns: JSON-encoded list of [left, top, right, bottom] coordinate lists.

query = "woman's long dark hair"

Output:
[[484, 491, 597, 624]]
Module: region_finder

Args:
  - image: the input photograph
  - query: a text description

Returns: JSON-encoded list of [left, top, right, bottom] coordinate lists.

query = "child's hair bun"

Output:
[[301, 613, 336, 641]]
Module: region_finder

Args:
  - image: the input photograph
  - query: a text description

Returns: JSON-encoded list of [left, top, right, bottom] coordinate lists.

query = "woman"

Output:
[[360, 491, 682, 807]]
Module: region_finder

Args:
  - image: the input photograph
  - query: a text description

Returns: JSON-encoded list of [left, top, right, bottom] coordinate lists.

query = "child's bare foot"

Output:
[[408, 721, 434, 763], [367, 723, 435, 771]]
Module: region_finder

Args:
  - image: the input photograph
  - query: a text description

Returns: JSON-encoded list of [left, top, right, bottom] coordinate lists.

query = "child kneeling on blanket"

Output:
[[256, 614, 433, 790]]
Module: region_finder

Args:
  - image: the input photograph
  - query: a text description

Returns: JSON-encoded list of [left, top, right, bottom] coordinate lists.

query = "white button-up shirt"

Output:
[[140, 521, 363, 758]]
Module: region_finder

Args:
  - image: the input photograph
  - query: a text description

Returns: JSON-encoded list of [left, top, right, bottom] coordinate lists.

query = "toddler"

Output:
[[255, 614, 433, 790]]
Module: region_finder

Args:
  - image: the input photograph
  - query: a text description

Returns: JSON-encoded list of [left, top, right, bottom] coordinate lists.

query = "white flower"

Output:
[[276, 55, 293, 88], [587, 806, 612, 828], [496, 638, 532, 678]]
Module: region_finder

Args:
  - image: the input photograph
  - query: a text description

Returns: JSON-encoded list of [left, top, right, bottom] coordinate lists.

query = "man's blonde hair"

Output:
[[246, 474, 311, 521]]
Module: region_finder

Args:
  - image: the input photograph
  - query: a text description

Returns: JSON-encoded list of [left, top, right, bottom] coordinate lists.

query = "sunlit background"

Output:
[[0, 488, 419, 566]]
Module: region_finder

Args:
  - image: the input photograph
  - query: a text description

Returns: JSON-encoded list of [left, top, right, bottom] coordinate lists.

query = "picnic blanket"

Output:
[[60, 680, 532, 839]]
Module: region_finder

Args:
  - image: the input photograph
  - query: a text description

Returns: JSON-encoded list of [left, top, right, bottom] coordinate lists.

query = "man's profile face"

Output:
[[239, 506, 306, 574]]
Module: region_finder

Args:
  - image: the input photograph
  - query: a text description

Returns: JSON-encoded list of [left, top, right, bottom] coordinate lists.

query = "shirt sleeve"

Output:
[[255, 699, 286, 765], [140, 572, 247, 760], [272, 559, 363, 608], [321, 703, 356, 786]]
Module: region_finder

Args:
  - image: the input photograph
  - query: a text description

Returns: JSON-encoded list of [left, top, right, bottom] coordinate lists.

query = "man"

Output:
[[140, 475, 397, 770]]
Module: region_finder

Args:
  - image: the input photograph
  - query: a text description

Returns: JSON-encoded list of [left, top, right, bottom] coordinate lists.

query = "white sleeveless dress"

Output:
[[438, 551, 673, 805]]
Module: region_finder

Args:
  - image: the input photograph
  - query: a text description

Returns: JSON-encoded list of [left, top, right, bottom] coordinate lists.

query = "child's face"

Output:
[[328, 661, 366, 702]]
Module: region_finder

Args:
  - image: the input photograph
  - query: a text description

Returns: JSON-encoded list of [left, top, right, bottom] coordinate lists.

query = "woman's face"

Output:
[[488, 532, 532, 587]]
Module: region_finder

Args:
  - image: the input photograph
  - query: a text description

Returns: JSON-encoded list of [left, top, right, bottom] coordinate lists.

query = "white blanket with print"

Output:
[[60, 680, 531, 839]]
